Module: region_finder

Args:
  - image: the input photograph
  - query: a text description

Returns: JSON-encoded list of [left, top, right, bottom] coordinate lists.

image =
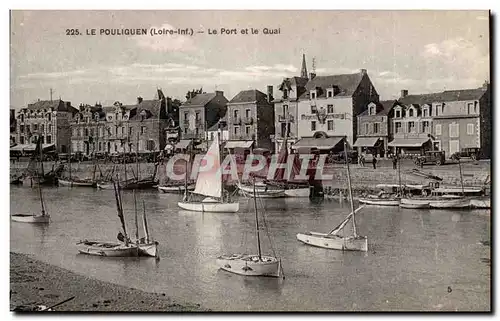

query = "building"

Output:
[[273, 55, 379, 153], [10, 109, 17, 146], [389, 83, 491, 158], [179, 91, 228, 143], [70, 89, 172, 156], [226, 88, 275, 152], [354, 100, 395, 157], [16, 99, 77, 153]]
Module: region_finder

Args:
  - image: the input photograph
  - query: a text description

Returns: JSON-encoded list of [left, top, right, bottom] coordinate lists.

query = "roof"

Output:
[[399, 87, 487, 105], [130, 100, 162, 120], [228, 90, 269, 104], [224, 140, 254, 149], [292, 136, 345, 150], [388, 138, 430, 147], [174, 140, 192, 150], [182, 93, 217, 107], [299, 73, 364, 99], [353, 137, 381, 147], [10, 143, 55, 152], [359, 100, 396, 116], [25, 99, 77, 112]]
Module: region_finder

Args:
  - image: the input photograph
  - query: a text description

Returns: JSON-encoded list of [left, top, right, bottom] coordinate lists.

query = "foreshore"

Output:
[[10, 252, 207, 312]]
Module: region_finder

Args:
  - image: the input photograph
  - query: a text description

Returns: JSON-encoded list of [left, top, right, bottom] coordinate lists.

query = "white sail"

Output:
[[193, 135, 222, 198]]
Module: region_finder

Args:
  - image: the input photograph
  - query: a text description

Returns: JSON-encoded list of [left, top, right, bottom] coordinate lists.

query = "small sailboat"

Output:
[[178, 134, 239, 213], [77, 181, 158, 257], [58, 143, 97, 187], [296, 139, 368, 252], [217, 179, 283, 277], [12, 138, 50, 224]]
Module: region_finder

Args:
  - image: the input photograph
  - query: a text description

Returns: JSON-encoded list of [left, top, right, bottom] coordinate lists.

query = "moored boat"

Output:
[[399, 198, 431, 209], [158, 183, 195, 194], [469, 197, 491, 209], [11, 213, 50, 224], [237, 182, 285, 198], [58, 178, 95, 187], [76, 241, 139, 257], [359, 197, 400, 206], [284, 187, 310, 198]]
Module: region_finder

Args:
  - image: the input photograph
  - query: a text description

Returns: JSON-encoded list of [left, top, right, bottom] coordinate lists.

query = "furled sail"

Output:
[[193, 135, 222, 198], [328, 205, 365, 236]]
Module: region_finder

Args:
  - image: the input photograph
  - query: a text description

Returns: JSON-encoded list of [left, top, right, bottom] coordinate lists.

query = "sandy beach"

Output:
[[10, 252, 208, 312]]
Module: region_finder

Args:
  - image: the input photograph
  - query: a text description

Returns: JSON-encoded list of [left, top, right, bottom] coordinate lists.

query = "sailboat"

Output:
[[177, 134, 239, 213], [77, 181, 158, 257], [158, 139, 195, 193], [296, 140, 368, 252], [12, 138, 50, 224], [217, 179, 283, 277]]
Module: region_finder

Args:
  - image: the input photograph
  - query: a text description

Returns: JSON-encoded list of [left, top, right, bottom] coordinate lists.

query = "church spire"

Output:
[[300, 53, 308, 79]]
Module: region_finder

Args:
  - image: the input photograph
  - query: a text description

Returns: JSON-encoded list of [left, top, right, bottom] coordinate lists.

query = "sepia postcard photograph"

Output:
[[7, 8, 491, 313]]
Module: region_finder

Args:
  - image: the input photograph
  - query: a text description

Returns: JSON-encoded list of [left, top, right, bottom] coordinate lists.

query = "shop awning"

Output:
[[174, 140, 192, 150], [388, 138, 430, 148], [353, 137, 380, 147], [224, 140, 254, 149], [10, 143, 55, 152], [291, 137, 344, 150]]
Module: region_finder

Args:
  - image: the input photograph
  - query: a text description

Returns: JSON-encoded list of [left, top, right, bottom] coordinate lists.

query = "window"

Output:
[[310, 105, 317, 114], [395, 109, 401, 118], [41, 124, 45, 132], [26, 125, 30, 133], [129, 127, 133, 136], [370, 106, 376, 115], [467, 123, 475, 135], [423, 121, 430, 133], [33, 124, 38, 131], [141, 126, 146, 135], [435, 124, 442, 135], [20, 136, 25, 144], [47, 113, 51, 121], [84, 128, 89, 136], [98, 142, 102, 151], [184, 127, 187, 134], [114, 143, 118, 152], [364, 123, 369, 134], [282, 105, 288, 117], [373, 123, 379, 134], [435, 104, 441, 116], [395, 122, 402, 133], [449, 123, 459, 138], [310, 90, 316, 99], [195, 112, 200, 120], [184, 112, 188, 120], [20, 114, 24, 122], [90, 128, 94, 137], [46, 135, 51, 144], [408, 121, 416, 133], [408, 109, 414, 117], [20, 125, 24, 133], [48, 124, 52, 133], [121, 126, 125, 135], [327, 105, 334, 113], [245, 109, 251, 118], [234, 126, 240, 135], [467, 103, 473, 114], [245, 126, 250, 135], [283, 89, 288, 99], [281, 123, 287, 138], [311, 121, 316, 131], [423, 108, 428, 117], [327, 120, 334, 131], [474, 102, 478, 113]]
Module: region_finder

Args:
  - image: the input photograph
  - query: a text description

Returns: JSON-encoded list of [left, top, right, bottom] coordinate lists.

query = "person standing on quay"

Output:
[[372, 156, 377, 169], [392, 155, 397, 170]]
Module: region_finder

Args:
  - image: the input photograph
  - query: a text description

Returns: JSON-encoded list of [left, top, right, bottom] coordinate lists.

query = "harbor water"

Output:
[[10, 186, 490, 311]]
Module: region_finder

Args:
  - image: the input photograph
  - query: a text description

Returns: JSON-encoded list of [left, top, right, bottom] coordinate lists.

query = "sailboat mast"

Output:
[[68, 139, 72, 186], [136, 131, 140, 182], [38, 139, 46, 216], [184, 140, 190, 199], [458, 157, 465, 196], [113, 181, 129, 246], [344, 139, 357, 237], [134, 189, 139, 243], [218, 125, 224, 202], [253, 179, 262, 261], [397, 147, 402, 195]]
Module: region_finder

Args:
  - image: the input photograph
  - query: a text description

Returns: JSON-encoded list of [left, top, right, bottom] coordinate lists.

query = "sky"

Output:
[[10, 10, 490, 109]]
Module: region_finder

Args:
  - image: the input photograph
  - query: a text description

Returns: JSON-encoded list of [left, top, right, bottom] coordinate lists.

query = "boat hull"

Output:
[[429, 198, 470, 209], [359, 198, 400, 206], [158, 184, 195, 194], [58, 179, 95, 187], [296, 232, 368, 252], [11, 214, 50, 224], [469, 197, 491, 209], [137, 242, 158, 257], [216, 254, 281, 277], [77, 241, 139, 257], [177, 200, 239, 213], [400, 198, 431, 209], [237, 183, 285, 198], [284, 187, 310, 198]]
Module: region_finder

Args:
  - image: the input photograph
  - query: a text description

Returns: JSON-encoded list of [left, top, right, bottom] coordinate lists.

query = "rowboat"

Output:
[[158, 184, 195, 194], [58, 178, 95, 187], [359, 197, 400, 206], [11, 213, 50, 224], [237, 182, 285, 198], [76, 241, 139, 257], [178, 197, 240, 213]]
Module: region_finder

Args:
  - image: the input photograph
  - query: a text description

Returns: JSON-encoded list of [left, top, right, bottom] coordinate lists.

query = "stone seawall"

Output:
[[10, 160, 490, 190]]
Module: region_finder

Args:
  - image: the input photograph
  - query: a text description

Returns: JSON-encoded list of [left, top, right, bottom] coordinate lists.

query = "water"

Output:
[[10, 186, 490, 311]]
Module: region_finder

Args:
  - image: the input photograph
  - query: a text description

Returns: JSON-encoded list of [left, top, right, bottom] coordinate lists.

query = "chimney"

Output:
[[137, 96, 143, 104], [400, 90, 408, 98], [309, 73, 316, 80], [215, 90, 223, 96], [482, 80, 490, 89], [360, 69, 367, 75], [267, 85, 274, 103]]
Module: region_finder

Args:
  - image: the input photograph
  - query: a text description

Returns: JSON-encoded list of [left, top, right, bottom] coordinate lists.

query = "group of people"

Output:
[[358, 154, 399, 170]]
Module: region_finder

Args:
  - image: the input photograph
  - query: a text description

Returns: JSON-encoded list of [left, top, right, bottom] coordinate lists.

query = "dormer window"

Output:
[[368, 103, 376, 116], [435, 104, 442, 116], [327, 88, 334, 98], [395, 108, 401, 118], [422, 107, 429, 118], [283, 89, 288, 99], [408, 109, 414, 117], [310, 90, 317, 100]]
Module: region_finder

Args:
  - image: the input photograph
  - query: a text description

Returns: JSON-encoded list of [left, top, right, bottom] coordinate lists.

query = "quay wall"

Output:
[[10, 160, 490, 190]]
